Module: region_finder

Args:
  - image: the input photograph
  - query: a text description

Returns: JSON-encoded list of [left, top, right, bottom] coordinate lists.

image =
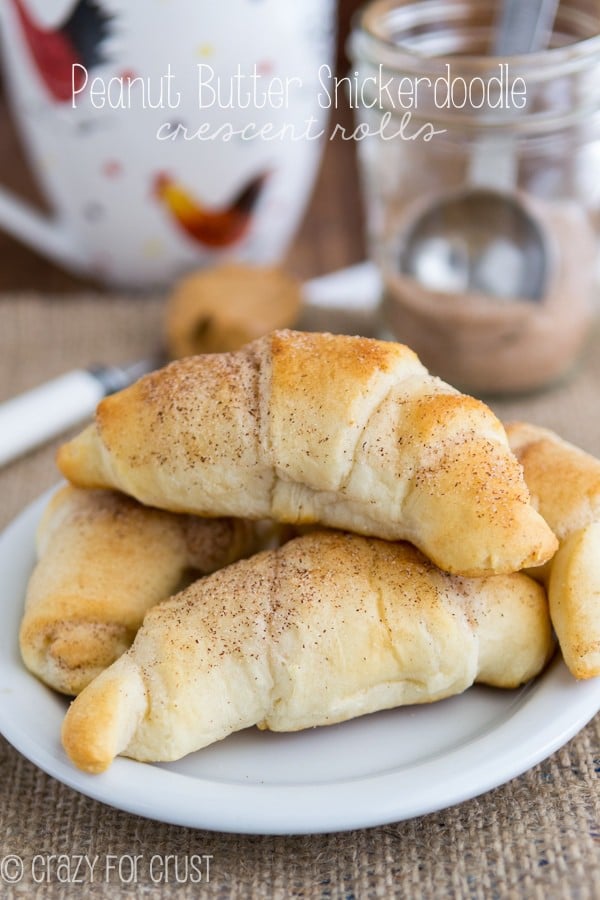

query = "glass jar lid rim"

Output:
[[350, 0, 600, 77]]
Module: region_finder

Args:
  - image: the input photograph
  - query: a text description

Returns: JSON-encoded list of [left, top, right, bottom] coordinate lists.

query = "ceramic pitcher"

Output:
[[0, 0, 335, 287]]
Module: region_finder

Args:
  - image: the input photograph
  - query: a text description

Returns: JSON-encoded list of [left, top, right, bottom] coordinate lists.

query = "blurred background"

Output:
[[2, 0, 599, 401]]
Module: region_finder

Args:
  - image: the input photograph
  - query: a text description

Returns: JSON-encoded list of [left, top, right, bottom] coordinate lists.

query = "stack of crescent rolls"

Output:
[[19, 329, 600, 774]]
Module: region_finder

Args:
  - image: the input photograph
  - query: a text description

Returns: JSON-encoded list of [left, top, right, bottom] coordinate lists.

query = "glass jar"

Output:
[[349, 0, 600, 394]]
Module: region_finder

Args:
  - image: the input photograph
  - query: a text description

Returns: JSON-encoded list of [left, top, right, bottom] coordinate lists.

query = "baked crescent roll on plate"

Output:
[[61, 531, 553, 774], [507, 422, 600, 679], [20, 485, 258, 695], [57, 330, 556, 577]]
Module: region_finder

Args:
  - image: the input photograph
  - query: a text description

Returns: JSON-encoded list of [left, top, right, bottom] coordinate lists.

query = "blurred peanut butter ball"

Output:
[[165, 264, 302, 358]]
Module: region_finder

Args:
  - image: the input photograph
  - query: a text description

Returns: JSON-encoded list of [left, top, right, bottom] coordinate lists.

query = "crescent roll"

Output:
[[20, 485, 257, 695], [507, 422, 600, 679], [61, 531, 553, 774], [57, 330, 556, 577]]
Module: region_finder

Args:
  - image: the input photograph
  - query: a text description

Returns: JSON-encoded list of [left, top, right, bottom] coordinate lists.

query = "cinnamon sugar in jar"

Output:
[[349, 0, 600, 394]]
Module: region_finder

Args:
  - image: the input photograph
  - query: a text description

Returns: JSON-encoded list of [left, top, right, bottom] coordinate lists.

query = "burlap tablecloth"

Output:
[[0, 293, 599, 899]]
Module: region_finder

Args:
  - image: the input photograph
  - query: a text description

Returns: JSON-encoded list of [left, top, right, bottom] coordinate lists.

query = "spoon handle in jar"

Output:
[[492, 0, 560, 56], [469, 0, 560, 191]]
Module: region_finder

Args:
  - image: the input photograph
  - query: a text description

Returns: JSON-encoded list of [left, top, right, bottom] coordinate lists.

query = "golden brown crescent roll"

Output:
[[545, 524, 600, 680], [507, 422, 600, 679], [20, 485, 258, 695], [57, 330, 556, 577], [506, 422, 600, 541], [61, 531, 553, 774]]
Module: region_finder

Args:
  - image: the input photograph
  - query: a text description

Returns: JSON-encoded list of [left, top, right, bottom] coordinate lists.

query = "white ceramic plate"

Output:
[[1, 491, 600, 835]]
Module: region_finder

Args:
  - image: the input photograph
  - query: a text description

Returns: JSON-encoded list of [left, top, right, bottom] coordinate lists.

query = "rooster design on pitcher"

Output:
[[153, 171, 269, 249], [10, 0, 113, 102]]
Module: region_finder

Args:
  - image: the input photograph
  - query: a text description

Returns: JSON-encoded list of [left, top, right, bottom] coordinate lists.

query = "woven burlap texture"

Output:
[[0, 294, 599, 899]]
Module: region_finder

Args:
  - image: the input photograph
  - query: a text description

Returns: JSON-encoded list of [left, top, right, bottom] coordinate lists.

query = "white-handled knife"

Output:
[[0, 262, 381, 468]]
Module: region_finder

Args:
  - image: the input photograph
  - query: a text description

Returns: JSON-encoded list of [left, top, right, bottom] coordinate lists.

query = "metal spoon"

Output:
[[399, 0, 559, 302]]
